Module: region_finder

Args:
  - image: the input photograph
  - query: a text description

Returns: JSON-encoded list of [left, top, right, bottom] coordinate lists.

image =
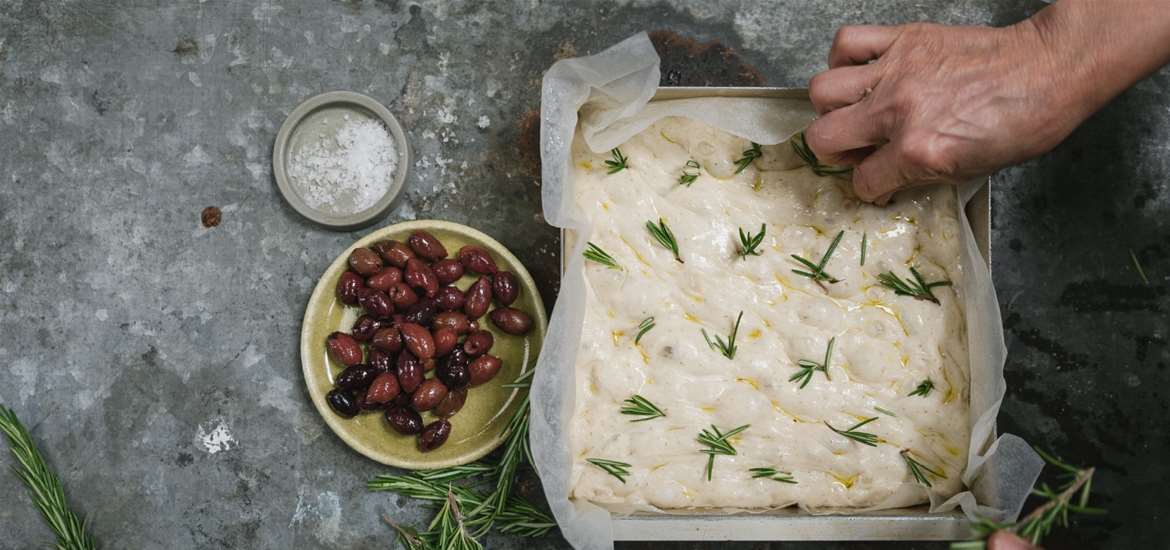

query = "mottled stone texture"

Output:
[[0, 1, 1165, 549]]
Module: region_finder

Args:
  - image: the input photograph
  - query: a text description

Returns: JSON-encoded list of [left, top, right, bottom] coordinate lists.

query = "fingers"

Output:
[[829, 25, 901, 68], [850, 143, 906, 202], [805, 102, 890, 164], [987, 531, 1039, 550], [809, 64, 882, 115]]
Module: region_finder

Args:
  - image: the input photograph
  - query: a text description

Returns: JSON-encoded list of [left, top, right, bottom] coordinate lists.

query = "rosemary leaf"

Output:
[[877, 267, 952, 304], [737, 224, 766, 260], [860, 232, 868, 266], [875, 406, 897, 417], [679, 159, 701, 186], [586, 458, 632, 483], [733, 142, 763, 174], [901, 449, 946, 488], [750, 466, 798, 484], [1130, 249, 1150, 285], [605, 147, 628, 174], [583, 241, 621, 270], [825, 417, 880, 447], [620, 395, 666, 422], [908, 379, 934, 397], [645, 218, 683, 263], [697, 424, 750, 481], [789, 336, 834, 389], [702, 311, 743, 359], [634, 316, 655, 345], [790, 230, 844, 290]]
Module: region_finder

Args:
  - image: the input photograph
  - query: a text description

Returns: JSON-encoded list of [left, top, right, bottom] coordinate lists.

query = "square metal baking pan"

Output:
[[558, 87, 988, 541]]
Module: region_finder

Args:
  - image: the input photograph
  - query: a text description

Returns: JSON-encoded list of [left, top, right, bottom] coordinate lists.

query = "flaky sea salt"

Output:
[[289, 117, 397, 216]]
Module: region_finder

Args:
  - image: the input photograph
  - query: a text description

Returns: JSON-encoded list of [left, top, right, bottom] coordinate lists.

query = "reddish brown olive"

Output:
[[462, 330, 494, 356], [350, 315, 382, 342], [399, 322, 435, 359], [490, 307, 533, 335], [385, 406, 423, 435], [433, 388, 467, 418], [464, 276, 492, 319], [405, 258, 440, 298], [433, 312, 471, 334], [418, 419, 451, 452], [458, 245, 498, 275], [435, 286, 466, 311], [411, 378, 449, 412], [358, 289, 395, 319], [433, 328, 458, 357], [348, 247, 384, 276], [408, 231, 448, 261], [334, 363, 378, 391], [327, 389, 360, 418], [388, 282, 419, 310], [366, 267, 403, 291], [403, 298, 438, 326], [372, 240, 416, 268], [468, 354, 502, 386], [369, 349, 392, 373], [326, 332, 363, 366], [336, 271, 365, 306], [364, 371, 401, 406], [431, 259, 464, 285], [492, 271, 520, 306], [396, 352, 424, 393], [371, 326, 403, 353]]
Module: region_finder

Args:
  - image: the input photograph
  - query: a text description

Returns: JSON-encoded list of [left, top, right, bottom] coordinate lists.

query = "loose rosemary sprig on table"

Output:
[[790, 336, 834, 389], [901, 449, 946, 488], [702, 310, 743, 359], [878, 267, 952, 304], [825, 417, 880, 447], [790, 131, 852, 176], [736, 224, 766, 260], [582, 241, 621, 270], [733, 142, 763, 174], [908, 379, 934, 397], [679, 159, 701, 186], [0, 406, 98, 550], [750, 467, 798, 484], [586, 458, 632, 483], [697, 424, 750, 481], [620, 395, 666, 422], [605, 147, 629, 174], [791, 230, 844, 291], [645, 218, 683, 263], [431, 490, 484, 550], [634, 316, 655, 345]]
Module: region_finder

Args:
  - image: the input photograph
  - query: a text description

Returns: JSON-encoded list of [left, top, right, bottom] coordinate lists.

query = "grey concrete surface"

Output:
[[0, 1, 1166, 548]]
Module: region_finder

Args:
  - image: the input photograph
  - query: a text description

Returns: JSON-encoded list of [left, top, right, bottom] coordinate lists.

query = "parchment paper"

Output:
[[530, 32, 1043, 550]]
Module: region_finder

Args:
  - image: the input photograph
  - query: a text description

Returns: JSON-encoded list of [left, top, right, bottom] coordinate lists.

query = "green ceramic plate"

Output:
[[301, 220, 547, 469]]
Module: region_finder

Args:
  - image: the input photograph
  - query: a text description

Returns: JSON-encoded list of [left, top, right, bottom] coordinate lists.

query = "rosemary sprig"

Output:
[[620, 395, 666, 422], [877, 267, 952, 304], [605, 147, 628, 174], [790, 336, 834, 388], [586, 458, 632, 483], [482, 395, 532, 520], [860, 232, 868, 266], [583, 241, 621, 270], [733, 142, 763, 174], [749, 467, 798, 484], [634, 317, 655, 345], [908, 379, 934, 397], [432, 490, 485, 550], [1130, 249, 1150, 285], [416, 463, 497, 483], [736, 224, 766, 260], [901, 449, 946, 488], [645, 218, 683, 263], [495, 495, 557, 537], [697, 424, 750, 481], [790, 131, 852, 176], [791, 230, 844, 290], [825, 417, 880, 447], [701, 311, 743, 359], [679, 159, 701, 186], [385, 516, 428, 550], [0, 406, 98, 550]]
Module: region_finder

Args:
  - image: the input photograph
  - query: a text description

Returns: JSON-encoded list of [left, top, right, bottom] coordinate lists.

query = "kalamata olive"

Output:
[[348, 247, 384, 276], [399, 322, 435, 359], [446, 346, 471, 369], [490, 307, 534, 335], [433, 388, 468, 418], [369, 349, 392, 373], [366, 267, 403, 291], [468, 354, 502, 386], [371, 326, 403, 353], [358, 289, 395, 319], [462, 330, 494, 356], [433, 328, 458, 357], [385, 406, 423, 435], [327, 388, 360, 418], [326, 332, 363, 366], [492, 271, 520, 306], [396, 352, 424, 393], [418, 419, 452, 452], [408, 231, 448, 261], [405, 258, 440, 298], [351, 315, 382, 342], [435, 286, 466, 311], [436, 355, 470, 389], [464, 276, 492, 319], [388, 282, 419, 310], [468, 319, 480, 332], [433, 311, 471, 334], [335, 363, 377, 391], [431, 259, 465, 285], [393, 392, 412, 408], [411, 378, 449, 411], [372, 240, 416, 268], [458, 245, 498, 274], [336, 271, 365, 306], [364, 371, 401, 406], [403, 298, 438, 326]]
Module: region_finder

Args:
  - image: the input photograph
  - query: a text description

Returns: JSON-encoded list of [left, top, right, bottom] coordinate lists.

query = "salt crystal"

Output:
[[288, 117, 398, 216]]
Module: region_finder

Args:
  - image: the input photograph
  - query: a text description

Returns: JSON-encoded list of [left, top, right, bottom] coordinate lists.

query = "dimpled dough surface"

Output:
[[568, 117, 970, 511]]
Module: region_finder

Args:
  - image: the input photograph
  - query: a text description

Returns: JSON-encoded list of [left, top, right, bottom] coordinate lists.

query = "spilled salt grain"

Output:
[[289, 117, 397, 216]]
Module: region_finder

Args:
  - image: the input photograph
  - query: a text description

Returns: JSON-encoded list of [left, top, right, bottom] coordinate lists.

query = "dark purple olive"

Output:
[[462, 330, 494, 356], [434, 311, 471, 334], [366, 267, 403, 291], [458, 245, 498, 275], [358, 289, 395, 319], [396, 352, 424, 393], [431, 259, 465, 285], [371, 326, 403, 353], [327, 388, 360, 418], [492, 271, 520, 306], [433, 388, 467, 418], [326, 332, 363, 366], [351, 315, 382, 342], [436, 354, 470, 389], [405, 258, 440, 298], [433, 328, 458, 357], [468, 354, 502, 386], [408, 231, 448, 261], [389, 282, 419, 310], [418, 419, 452, 452], [335, 363, 378, 391], [385, 406, 423, 435], [411, 378, 449, 411], [464, 276, 492, 319], [348, 247, 384, 276], [336, 271, 365, 306], [490, 307, 533, 335], [369, 349, 392, 373], [435, 286, 466, 311], [372, 240, 416, 268], [403, 298, 438, 327]]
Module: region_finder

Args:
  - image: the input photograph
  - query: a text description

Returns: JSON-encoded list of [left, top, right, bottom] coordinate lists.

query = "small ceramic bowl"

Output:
[[273, 91, 410, 230], [301, 220, 547, 469]]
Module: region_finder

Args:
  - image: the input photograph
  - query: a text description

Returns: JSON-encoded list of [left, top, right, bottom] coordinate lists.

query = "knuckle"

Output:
[[899, 133, 957, 177]]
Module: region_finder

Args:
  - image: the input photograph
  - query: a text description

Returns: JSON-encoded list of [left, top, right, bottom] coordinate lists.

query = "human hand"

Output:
[[987, 530, 1038, 550]]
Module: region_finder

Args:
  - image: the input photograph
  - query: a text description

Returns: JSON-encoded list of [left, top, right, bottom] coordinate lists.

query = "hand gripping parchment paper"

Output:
[[529, 32, 1043, 549]]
